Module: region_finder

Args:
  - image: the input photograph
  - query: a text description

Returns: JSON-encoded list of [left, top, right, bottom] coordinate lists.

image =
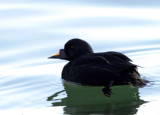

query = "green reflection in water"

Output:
[[48, 82, 145, 115]]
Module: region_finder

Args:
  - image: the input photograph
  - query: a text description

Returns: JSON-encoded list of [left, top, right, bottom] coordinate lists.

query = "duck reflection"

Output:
[[47, 82, 146, 115]]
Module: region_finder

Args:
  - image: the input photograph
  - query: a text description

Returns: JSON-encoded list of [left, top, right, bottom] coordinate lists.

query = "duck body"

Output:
[[62, 52, 143, 87], [49, 38, 147, 96]]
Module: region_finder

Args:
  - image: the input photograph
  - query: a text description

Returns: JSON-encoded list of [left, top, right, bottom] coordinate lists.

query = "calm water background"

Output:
[[0, 0, 160, 115]]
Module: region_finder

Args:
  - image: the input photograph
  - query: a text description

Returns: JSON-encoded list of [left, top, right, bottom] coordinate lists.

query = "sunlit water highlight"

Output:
[[0, 1, 160, 115]]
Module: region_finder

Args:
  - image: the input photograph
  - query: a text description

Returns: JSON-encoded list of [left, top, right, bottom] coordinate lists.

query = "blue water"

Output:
[[0, 1, 160, 115]]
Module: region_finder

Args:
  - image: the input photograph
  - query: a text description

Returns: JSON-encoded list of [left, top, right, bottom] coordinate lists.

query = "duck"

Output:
[[49, 38, 147, 97]]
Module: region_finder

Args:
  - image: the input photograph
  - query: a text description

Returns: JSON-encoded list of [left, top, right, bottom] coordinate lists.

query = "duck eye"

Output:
[[71, 46, 74, 49]]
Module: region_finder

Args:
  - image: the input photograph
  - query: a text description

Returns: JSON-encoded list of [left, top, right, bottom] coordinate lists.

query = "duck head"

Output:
[[49, 38, 93, 61]]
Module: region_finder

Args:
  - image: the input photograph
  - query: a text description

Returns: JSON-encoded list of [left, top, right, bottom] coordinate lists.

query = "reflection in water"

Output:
[[48, 82, 145, 115]]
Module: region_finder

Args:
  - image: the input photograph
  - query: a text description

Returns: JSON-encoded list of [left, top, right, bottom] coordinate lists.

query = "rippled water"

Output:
[[0, 1, 160, 115]]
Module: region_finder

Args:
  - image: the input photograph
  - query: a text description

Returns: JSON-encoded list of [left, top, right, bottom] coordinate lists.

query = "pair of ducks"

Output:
[[49, 38, 147, 97]]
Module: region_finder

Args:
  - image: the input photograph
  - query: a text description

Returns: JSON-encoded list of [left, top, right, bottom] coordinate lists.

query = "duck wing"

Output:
[[93, 52, 137, 73], [88, 53, 146, 87], [95, 52, 147, 86], [107, 51, 132, 62]]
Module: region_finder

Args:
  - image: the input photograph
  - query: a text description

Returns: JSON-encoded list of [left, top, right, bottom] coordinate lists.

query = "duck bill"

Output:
[[48, 49, 68, 60], [48, 52, 60, 58]]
